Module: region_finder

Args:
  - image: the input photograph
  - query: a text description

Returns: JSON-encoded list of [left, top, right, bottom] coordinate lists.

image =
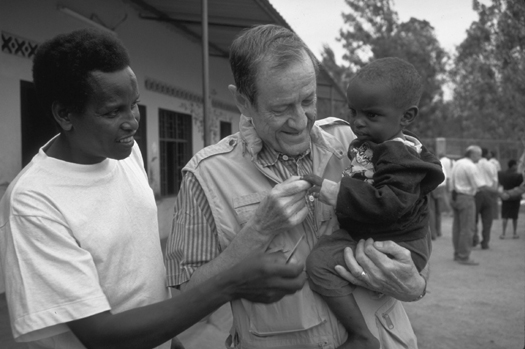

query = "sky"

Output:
[[269, 0, 488, 65]]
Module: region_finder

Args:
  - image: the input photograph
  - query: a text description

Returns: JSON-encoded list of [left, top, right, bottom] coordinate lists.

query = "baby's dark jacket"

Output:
[[336, 130, 445, 242]]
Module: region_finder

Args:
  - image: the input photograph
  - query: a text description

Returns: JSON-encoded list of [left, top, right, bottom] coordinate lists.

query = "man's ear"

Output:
[[51, 101, 73, 131], [228, 85, 252, 116], [401, 106, 418, 127]]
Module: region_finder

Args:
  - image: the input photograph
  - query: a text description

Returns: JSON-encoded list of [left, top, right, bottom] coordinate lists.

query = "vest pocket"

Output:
[[241, 285, 326, 337], [375, 297, 417, 348], [233, 191, 269, 226]]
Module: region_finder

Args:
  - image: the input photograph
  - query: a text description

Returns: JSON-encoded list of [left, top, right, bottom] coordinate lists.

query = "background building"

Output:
[[0, 0, 347, 292]]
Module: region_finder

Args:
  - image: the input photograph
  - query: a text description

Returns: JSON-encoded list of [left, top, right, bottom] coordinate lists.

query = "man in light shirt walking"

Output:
[[450, 146, 497, 265]]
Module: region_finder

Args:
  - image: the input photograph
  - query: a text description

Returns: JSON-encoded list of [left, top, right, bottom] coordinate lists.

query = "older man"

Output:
[[450, 145, 496, 265], [165, 24, 426, 348]]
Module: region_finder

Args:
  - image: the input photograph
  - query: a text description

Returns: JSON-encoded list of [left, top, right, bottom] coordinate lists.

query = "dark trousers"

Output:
[[474, 190, 493, 248], [428, 187, 445, 239], [452, 193, 475, 260]]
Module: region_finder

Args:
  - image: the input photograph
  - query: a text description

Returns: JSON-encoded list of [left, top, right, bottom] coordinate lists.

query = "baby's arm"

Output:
[[301, 174, 340, 207]]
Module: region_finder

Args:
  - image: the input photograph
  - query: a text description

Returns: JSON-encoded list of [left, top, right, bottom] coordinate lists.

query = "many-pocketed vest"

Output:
[[182, 117, 417, 349]]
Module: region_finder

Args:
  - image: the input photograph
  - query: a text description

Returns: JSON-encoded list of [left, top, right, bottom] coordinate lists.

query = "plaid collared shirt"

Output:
[[165, 144, 314, 287]]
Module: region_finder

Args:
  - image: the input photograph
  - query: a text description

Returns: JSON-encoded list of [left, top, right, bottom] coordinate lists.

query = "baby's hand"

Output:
[[301, 174, 323, 202], [301, 174, 324, 187]]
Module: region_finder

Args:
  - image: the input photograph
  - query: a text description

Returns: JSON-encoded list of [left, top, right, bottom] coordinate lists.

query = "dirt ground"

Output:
[[1, 211, 524, 349], [176, 210, 525, 349], [404, 211, 525, 349]]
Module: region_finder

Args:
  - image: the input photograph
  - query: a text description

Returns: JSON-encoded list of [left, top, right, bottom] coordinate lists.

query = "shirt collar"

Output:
[[258, 143, 311, 168], [240, 114, 314, 163]]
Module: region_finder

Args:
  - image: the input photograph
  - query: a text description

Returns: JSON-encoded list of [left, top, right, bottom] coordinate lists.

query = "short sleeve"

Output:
[[3, 214, 110, 341]]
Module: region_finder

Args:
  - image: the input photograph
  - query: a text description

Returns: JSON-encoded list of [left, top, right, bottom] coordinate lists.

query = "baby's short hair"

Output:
[[353, 57, 423, 109]]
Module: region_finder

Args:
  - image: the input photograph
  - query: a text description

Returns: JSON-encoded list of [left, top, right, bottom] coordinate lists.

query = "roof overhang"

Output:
[[128, 0, 346, 103]]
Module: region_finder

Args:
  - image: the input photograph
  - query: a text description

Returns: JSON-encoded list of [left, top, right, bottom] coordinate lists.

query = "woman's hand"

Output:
[[227, 251, 307, 303]]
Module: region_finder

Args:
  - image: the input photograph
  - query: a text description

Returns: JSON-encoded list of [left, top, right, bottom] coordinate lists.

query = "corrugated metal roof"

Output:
[[128, 0, 346, 104]]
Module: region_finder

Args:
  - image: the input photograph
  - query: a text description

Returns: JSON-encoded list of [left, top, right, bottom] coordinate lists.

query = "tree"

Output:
[[451, 0, 525, 141], [320, 0, 449, 139]]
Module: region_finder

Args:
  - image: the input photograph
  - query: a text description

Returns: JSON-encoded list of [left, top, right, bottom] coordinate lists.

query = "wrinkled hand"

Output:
[[229, 252, 307, 303], [249, 176, 311, 238], [334, 239, 426, 301]]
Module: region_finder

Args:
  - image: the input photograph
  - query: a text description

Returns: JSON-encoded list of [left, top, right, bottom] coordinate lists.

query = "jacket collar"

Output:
[[239, 114, 344, 162]]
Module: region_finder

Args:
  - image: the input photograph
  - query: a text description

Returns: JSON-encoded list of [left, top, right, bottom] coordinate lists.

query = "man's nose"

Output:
[[288, 106, 308, 128]]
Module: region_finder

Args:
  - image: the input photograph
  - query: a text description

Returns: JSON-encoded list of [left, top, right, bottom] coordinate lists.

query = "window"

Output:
[[220, 121, 232, 140], [159, 109, 192, 196], [20, 80, 58, 167]]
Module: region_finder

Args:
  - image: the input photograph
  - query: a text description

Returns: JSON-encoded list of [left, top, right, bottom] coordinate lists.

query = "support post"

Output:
[[202, 0, 211, 146]]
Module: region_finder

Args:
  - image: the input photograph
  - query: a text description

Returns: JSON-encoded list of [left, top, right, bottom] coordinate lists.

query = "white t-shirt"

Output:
[[0, 139, 170, 348]]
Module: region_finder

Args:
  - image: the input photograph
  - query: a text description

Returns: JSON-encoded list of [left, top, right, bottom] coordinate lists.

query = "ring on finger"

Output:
[[360, 271, 367, 278]]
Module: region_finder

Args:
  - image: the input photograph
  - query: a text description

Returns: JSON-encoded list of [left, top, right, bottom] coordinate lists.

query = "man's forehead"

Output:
[[256, 59, 316, 93]]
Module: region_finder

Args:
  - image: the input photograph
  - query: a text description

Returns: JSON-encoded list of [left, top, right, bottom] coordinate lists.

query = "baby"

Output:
[[303, 57, 444, 349]]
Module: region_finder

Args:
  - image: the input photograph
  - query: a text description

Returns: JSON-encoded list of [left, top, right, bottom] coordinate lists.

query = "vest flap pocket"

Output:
[[240, 285, 325, 337], [233, 191, 269, 226], [375, 298, 417, 348], [320, 204, 333, 222]]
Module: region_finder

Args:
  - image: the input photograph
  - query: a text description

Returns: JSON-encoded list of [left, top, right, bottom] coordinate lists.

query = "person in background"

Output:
[[428, 152, 450, 239], [498, 159, 524, 239], [488, 150, 502, 171], [473, 148, 499, 249], [439, 153, 455, 216], [0, 28, 305, 349], [487, 149, 501, 219], [302, 57, 444, 349], [165, 25, 427, 349], [450, 145, 497, 266]]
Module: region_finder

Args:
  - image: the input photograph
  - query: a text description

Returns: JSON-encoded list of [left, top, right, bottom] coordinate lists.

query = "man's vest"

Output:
[[183, 116, 417, 349]]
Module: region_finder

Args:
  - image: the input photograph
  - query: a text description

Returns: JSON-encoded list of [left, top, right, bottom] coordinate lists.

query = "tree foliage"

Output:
[[321, 0, 448, 138], [321, 0, 525, 144], [451, 0, 525, 141]]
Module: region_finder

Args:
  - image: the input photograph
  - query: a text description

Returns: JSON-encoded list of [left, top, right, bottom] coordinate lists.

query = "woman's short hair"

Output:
[[32, 28, 130, 115], [229, 24, 318, 106]]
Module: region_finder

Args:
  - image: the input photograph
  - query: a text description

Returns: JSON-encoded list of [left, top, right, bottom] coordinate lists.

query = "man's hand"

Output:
[[227, 252, 307, 303], [248, 176, 311, 238], [334, 239, 427, 302]]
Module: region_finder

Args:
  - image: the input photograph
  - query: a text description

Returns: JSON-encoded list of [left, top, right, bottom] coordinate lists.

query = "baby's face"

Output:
[[346, 79, 407, 143]]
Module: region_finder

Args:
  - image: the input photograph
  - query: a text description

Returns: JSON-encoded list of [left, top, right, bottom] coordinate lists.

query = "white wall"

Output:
[[0, 0, 241, 292], [0, 0, 240, 194]]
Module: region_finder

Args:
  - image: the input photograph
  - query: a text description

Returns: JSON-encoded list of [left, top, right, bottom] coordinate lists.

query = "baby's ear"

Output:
[[401, 106, 418, 127]]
